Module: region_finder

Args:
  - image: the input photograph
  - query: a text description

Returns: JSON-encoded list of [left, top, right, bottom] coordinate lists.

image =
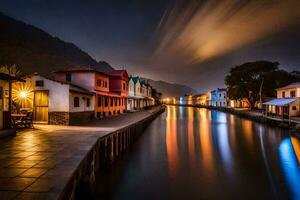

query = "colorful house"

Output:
[[12, 74, 94, 125], [106, 69, 129, 115], [195, 92, 211, 106], [55, 66, 128, 118], [211, 88, 227, 107], [264, 82, 300, 117], [127, 76, 155, 111], [127, 76, 143, 110], [228, 98, 250, 108]]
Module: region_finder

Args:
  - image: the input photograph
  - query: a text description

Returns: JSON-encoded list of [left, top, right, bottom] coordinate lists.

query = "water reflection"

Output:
[[166, 106, 180, 177], [216, 113, 233, 174], [198, 108, 215, 178], [187, 107, 196, 166], [96, 106, 300, 200], [279, 137, 300, 200]]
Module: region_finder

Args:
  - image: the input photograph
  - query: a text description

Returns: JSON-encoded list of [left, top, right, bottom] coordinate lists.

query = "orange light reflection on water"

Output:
[[166, 106, 180, 177], [187, 107, 196, 167], [199, 109, 215, 177]]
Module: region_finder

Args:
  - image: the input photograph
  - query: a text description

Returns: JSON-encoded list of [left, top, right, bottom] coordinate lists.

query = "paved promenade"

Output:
[[0, 107, 162, 200]]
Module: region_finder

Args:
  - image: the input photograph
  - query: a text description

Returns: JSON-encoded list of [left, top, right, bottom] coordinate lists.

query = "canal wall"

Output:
[[167, 104, 300, 132], [58, 106, 165, 200]]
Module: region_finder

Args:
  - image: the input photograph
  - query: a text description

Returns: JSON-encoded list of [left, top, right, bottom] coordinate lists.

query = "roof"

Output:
[[24, 74, 94, 95], [263, 98, 298, 106], [130, 76, 140, 84], [54, 65, 107, 76], [0, 73, 24, 82], [276, 82, 300, 90], [54, 66, 96, 73]]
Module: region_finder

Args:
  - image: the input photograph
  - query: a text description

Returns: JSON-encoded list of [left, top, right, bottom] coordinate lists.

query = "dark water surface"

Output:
[[94, 106, 300, 200]]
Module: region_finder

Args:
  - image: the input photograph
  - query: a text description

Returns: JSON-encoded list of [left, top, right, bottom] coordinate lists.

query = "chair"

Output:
[[24, 111, 34, 128]]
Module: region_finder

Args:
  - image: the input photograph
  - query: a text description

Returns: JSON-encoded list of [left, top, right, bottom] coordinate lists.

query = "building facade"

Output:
[[127, 76, 155, 111], [0, 73, 23, 137], [12, 74, 94, 125], [264, 82, 300, 117], [55, 66, 129, 118]]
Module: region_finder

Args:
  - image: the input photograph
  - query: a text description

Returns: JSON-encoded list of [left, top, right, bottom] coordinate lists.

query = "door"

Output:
[[33, 90, 49, 122]]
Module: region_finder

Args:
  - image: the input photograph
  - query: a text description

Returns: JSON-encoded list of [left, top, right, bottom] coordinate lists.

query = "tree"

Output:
[[225, 61, 299, 109], [0, 64, 23, 78]]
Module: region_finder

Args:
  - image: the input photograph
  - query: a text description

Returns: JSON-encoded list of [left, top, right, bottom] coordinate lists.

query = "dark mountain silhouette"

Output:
[[0, 12, 196, 95], [146, 79, 198, 98], [0, 12, 113, 74]]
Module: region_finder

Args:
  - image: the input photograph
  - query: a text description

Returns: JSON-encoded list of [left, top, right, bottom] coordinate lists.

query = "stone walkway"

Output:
[[0, 107, 162, 200]]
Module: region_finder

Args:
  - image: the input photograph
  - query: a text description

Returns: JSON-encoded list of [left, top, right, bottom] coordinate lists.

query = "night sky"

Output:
[[1, 0, 300, 92]]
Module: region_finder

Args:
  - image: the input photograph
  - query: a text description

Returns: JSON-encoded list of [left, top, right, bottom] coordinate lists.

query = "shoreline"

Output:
[[59, 106, 165, 200], [166, 104, 300, 133]]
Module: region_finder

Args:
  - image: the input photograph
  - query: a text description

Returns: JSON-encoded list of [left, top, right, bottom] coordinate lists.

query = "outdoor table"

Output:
[[11, 113, 26, 121]]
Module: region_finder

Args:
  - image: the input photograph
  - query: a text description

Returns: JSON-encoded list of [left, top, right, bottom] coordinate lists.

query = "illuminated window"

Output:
[[74, 97, 80, 107]]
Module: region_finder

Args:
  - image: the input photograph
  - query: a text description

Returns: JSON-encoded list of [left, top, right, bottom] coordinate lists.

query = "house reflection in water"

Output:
[[199, 109, 215, 178], [187, 107, 196, 166], [166, 106, 180, 177], [215, 112, 233, 174], [278, 136, 300, 200]]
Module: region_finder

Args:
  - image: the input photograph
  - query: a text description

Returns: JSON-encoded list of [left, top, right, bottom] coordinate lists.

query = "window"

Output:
[[86, 98, 90, 107], [104, 81, 108, 88], [35, 80, 44, 87], [110, 98, 114, 106], [290, 90, 296, 98], [96, 79, 102, 87], [104, 97, 108, 107], [66, 73, 72, 82], [292, 106, 297, 111], [74, 97, 80, 107], [97, 96, 101, 107], [123, 83, 126, 90], [282, 91, 285, 98]]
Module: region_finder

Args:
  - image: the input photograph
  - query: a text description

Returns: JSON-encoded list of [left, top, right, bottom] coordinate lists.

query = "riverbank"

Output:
[[167, 104, 300, 132], [0, 106, 165, 200]]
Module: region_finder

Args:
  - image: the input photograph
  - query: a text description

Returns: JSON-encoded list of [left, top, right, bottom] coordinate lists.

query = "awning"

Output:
[[263, 98, 298, 106]]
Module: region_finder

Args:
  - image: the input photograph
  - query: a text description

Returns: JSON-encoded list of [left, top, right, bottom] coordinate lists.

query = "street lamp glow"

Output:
[[19, 91, 28, 99]]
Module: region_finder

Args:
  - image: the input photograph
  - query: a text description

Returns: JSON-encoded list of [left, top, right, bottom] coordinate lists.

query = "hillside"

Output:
[[147, 79, 197, 98], [0, 12, 113, 74]]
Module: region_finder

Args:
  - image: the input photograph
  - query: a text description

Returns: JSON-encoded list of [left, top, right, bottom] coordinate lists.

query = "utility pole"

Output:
[[259, 77, 264, 109]]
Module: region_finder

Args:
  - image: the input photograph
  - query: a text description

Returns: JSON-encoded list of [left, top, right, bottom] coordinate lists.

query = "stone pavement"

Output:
[[0, 107, 162, 200]]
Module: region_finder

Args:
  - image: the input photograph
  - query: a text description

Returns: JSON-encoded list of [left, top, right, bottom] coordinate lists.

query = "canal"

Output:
[[93, 105, 300, 200]]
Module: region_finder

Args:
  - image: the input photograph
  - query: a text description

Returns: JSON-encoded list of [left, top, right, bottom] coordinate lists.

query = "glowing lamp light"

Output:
[[19, 91, 28, 99]]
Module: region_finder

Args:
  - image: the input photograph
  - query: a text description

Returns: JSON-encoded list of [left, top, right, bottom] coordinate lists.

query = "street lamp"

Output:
[[19, 91, 28, 99]]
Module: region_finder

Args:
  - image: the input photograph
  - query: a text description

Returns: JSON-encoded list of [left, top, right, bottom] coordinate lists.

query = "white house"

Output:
[[216, 88, 227, 107], [127, 76, 144, 111], [264, 82, 300, 117], [127, 76, 154, 111], [12, 74, 95, 125]]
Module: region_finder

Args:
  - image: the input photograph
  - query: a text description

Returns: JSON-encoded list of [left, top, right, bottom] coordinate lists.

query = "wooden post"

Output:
[[8, 80, 12, 128]]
